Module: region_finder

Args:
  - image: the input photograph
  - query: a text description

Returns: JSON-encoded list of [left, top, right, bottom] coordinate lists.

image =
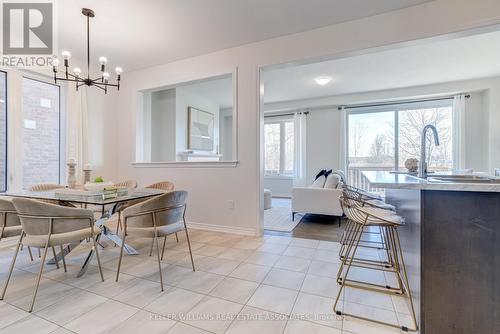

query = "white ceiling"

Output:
[[56, 0, 430, 72], [263, 30, 500, 103]]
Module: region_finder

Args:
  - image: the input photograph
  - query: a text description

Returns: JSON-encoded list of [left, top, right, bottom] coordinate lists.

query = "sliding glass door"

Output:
[[0, 72, 6, 192], [347, 100, 453, 191]]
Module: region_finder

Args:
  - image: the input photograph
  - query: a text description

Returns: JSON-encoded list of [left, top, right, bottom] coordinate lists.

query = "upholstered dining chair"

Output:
[[145, 180, 178, 249], [112, 180, 139, 233], [28, 184, 65, 192], [1, 198, 104, 312], [115, 191, 194, 291], [0, 198, 33, 261]]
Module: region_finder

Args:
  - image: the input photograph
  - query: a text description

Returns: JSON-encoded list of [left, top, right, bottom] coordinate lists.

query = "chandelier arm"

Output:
[[54, 77, 82, 83], [92, 81, 119, 88]]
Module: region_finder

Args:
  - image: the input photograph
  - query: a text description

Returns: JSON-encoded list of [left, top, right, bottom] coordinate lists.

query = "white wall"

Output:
[[151, 89, 176, 161], [113, 0, 500, 236]]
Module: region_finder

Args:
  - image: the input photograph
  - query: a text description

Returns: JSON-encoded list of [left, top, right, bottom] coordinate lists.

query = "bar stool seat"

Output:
[[360, 206, 404, 225]]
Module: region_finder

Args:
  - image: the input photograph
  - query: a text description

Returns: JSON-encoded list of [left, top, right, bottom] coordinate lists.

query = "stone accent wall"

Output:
[[22, 78, 60, 189]]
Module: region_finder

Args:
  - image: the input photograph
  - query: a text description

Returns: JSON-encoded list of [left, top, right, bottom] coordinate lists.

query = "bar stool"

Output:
[[334, 194, 418, 332], [339, 186, 394, 264]]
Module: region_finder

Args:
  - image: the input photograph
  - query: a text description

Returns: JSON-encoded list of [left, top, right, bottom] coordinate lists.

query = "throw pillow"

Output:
[[311, 175, 326, 188], [324, 173, 341, 189], [314, 169, 326, 180]]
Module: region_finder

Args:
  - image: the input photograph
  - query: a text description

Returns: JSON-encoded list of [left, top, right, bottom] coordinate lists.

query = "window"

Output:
[[264, 119, 294, 176], [22, 78, 60, 189], [347, 100, 453, 189], [0, 72, 6, 192]]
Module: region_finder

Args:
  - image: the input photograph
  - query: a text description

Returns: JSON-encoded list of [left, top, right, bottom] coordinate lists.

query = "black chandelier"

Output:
[[53, 8, 122, 93]]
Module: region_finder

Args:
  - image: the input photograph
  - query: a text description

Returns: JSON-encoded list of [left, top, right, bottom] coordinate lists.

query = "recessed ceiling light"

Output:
[[315, 76, 332, 86]]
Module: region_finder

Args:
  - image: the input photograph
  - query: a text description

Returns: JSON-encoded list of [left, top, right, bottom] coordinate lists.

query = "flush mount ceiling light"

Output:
[[315, 76, 332, 86], [52, 8, 122, 93]]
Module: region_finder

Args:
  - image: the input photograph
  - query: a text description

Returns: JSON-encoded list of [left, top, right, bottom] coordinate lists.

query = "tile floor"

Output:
[[0, 224, 415, 334]]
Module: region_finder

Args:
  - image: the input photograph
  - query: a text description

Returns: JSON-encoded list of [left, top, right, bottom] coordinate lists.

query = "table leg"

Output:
[[77, 205, 139, 278]]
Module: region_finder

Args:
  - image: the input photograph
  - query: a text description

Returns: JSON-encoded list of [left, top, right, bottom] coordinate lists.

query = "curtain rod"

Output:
[[338, 94, 470, 110], [264, 111, 309, 118]]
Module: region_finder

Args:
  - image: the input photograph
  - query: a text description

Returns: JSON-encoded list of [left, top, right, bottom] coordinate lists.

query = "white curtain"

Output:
[[452, 94, 466, 170], [66, 86, 89, 183], [338, 106, 347, 175], [293, 111, 307, 187]]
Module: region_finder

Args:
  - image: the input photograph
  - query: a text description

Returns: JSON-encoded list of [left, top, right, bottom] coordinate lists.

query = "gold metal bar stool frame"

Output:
[[334, 195, 418, 332]]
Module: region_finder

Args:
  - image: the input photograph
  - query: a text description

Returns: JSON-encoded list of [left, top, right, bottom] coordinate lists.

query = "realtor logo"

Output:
[[2, 2, 53, 54]]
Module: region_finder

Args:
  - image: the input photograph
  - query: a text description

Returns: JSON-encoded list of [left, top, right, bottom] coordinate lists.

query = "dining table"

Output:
[[1, 187, 165, 277]]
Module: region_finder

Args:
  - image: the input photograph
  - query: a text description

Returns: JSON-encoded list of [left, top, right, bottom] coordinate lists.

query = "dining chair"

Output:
[[1, 198, 104, 312], [28, 184, 65, 192], [112, 180, 139, 234], [0, 198, 33, 261], [145, 181, 178, 251], [115, 191, 194, 291]]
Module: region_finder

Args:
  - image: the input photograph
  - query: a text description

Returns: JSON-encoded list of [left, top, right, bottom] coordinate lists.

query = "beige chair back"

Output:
[[29, 184, 65, 192], [113, 180, 138, 189], [146, 181, 174, 191], [122, 191, 187, 229], [11, 198, 94, 236], [0, 198, 21, 228]]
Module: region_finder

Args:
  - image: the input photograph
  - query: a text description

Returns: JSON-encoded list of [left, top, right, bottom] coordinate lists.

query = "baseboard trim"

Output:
[[186, 221, 259, 237]]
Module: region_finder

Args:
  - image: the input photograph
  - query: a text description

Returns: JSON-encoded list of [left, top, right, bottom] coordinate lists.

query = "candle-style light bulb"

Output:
[[115, 67, 123, 75], [102, 72, 110, 82], [61, 51, 71, 68], [52, 58, 59, 73], [73, 67, 81, 77], [99, 57, 107, 72], [62, 51, 71, 60]]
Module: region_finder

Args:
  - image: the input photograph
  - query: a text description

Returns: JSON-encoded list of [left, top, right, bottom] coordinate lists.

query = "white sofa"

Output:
[[291, 186, 343, 222]]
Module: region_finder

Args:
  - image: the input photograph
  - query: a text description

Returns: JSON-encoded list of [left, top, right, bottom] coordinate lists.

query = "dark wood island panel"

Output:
[[386, 189, 500, 334]]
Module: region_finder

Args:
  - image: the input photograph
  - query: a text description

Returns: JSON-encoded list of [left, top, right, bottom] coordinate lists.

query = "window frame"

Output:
[[264, 117, 295, 178], [21, 76, 62, 187], [0, 71, 7, 192], [346, 99, 455, 176]]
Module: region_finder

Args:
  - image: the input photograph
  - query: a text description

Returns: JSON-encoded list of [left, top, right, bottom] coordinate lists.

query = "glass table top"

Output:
[[1, 188, 165, 205]]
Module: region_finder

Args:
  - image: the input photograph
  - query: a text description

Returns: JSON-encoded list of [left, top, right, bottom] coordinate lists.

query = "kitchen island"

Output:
[[363, 171, 500, 334]]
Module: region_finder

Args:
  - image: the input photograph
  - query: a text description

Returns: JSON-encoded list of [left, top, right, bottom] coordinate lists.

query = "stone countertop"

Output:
[[363, 171, 500, 192]]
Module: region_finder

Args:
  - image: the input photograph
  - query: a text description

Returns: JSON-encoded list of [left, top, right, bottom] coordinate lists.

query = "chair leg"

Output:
[[175, 232, 179, 243], [154, 236, 164, 291], [93, 236, 104, 282], [184, 227, 196, 272], [37, 247, 41, 258], [333, 224, 364, 314], [59, 245, 67, 272], [51, 246, 59, 269], [0, 233, 24, 300], [149, 238, 154, 256], [115, 234, 126, 282], [160, 236, 167, 261], [27, 246, 34, 262], [115, 214, 122, 235], [29, 242, 50, 312]]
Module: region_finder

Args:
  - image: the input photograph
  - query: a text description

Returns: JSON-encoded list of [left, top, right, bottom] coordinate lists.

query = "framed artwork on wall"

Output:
[[188, 106, 215, 151]]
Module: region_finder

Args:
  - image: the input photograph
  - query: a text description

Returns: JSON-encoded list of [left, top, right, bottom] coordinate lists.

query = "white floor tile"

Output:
[[247, 284, 298, 315], [209, 277, 259, 304], [262, 268, 305, 290], [225, 306, 287, 334]]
